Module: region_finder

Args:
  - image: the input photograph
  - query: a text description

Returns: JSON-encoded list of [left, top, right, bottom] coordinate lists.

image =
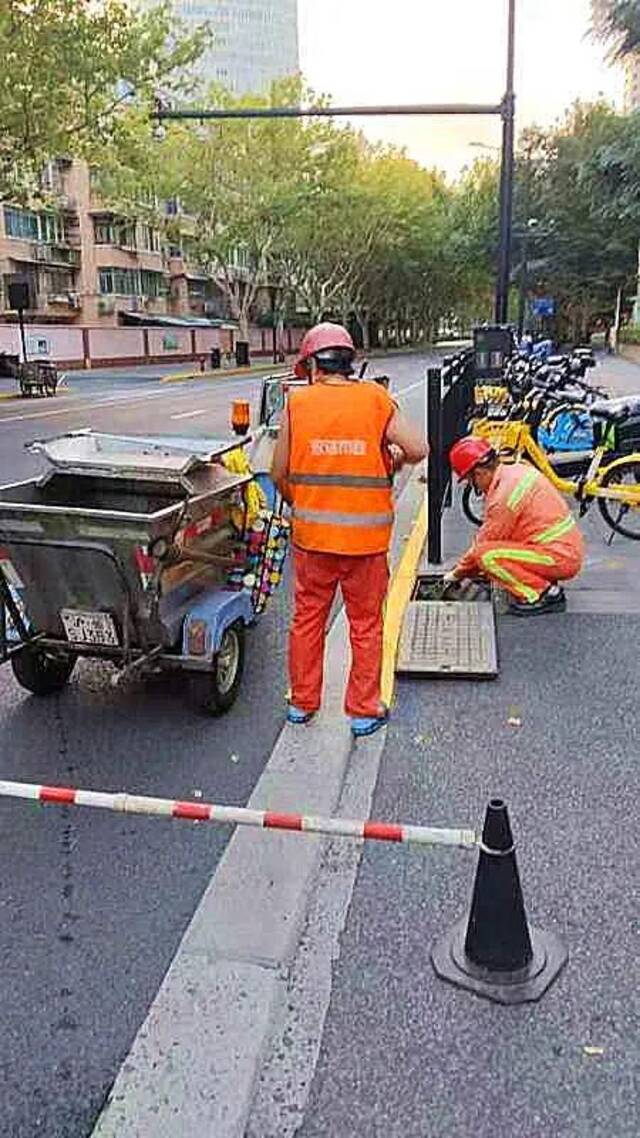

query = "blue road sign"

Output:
[[531, 297, 555, 318]]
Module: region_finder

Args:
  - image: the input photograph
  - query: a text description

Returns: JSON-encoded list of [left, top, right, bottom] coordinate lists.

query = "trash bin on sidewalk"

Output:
[[210, 347, 221, 370], [235, 341, 250, 368], [473, 325, 514, 380]]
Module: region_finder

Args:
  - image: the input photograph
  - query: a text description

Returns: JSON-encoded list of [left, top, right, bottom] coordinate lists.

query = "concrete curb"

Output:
[[0, 385, 68, 403], [160, 364, 290, 385], [91, 473, 426, 1138]]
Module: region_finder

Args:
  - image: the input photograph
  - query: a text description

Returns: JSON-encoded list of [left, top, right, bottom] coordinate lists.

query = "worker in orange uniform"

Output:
[[445, 436, 584, 614], [271, 322, 427, 736]]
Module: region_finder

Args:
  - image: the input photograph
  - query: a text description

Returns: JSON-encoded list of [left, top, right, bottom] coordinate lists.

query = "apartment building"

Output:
[[0, 160, 230, 328]]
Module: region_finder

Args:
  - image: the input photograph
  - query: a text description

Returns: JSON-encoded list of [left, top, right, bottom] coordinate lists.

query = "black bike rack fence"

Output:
[[427, 350, 475, 564]]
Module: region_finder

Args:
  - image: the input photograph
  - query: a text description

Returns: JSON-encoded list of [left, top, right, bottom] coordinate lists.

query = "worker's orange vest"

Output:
[[288, 381, 395, 555]]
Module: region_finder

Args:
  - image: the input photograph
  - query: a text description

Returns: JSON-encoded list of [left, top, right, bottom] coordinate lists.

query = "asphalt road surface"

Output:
[[0, 354, 431, 1137]]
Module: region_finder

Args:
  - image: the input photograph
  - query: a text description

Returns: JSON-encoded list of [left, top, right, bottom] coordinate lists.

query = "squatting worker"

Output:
[[445, 436, 584, 615], [270, 322, 427, 737]]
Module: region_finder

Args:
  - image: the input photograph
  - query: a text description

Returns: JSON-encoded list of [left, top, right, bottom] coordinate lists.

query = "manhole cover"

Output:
[[397, 600, 498, 678]]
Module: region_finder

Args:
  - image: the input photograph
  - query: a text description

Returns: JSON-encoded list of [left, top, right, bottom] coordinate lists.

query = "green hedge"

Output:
[[619, 327, 640, 345]]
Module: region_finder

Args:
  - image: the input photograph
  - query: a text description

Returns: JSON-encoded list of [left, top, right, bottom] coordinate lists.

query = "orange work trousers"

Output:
[[475, 539, 583, 603], [289, 547, 389, 717]]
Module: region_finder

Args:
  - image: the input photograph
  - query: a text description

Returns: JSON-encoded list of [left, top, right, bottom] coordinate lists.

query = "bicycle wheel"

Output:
[[597, 458, 640, 540], [461, 483, 484, 526]]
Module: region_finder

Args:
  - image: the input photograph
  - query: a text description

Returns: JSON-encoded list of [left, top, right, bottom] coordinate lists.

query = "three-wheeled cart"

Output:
[[0, 430, 288, 714], [17, 360, 59, 398]]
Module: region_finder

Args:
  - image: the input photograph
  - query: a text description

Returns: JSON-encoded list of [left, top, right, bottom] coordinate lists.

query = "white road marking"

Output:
[[170, 408, 206, 420], [0, 374, 266, 427], [395, 378, 425, 396]]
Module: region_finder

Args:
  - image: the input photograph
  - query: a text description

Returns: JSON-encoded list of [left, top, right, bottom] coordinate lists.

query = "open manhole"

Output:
[[396, 574, 498, 679]]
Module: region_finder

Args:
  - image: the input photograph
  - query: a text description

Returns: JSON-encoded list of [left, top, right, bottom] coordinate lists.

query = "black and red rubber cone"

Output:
[[431, 799, 567, 1004]]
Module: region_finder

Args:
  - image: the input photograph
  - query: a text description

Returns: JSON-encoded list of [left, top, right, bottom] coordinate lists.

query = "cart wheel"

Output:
[[190, 622, 245, 715], [11, 647, 76, 695]]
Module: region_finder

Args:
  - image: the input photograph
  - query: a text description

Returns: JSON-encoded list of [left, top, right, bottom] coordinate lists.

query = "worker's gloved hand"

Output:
[[442, 569, 461, 585]]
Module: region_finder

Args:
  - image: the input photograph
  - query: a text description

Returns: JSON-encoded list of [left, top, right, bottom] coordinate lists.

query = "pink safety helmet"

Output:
[[294, 322, 356, 379]]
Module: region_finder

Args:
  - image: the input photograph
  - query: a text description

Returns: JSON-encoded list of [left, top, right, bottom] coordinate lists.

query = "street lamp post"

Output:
[[516, 218, 539, 340], [494, 0, 516, 326]]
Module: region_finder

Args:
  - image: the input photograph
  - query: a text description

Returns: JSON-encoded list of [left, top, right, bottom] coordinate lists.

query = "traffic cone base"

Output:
[[431, 799, 568, 1005], [431, 917, 568, 1005]]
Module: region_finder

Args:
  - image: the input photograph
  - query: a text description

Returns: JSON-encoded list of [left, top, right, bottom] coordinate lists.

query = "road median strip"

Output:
[[161, 362, 290, 384], [91, 470, 425, 1138]]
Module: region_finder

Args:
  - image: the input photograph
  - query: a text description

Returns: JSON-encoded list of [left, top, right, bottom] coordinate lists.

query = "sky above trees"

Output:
[[298, 0, 623, 176]]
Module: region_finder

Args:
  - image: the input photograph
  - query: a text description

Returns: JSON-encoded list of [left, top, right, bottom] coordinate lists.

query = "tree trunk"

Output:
[[355, 309, 370, 351]]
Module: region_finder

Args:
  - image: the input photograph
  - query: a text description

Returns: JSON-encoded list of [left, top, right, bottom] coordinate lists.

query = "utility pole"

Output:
[[495, 0, 516, 325], [517, 230, 528, 340]]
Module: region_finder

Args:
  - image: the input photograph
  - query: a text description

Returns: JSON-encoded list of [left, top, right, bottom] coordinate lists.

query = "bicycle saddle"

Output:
[[590, 395, 640, 422]]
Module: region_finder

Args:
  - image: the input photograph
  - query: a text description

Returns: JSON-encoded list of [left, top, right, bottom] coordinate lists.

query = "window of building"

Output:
[[4, 208, 39, 240], [4, 207, 65, 244], [140, 269, 166, 297], [99, 267, 166, 297], [94, 219, 159, 251], [230, 245, 251, 271], [94, 220, 116, 245], [44, 269, 74, 296], [99, 268, 135, 295], [137, 224, 161, 253]]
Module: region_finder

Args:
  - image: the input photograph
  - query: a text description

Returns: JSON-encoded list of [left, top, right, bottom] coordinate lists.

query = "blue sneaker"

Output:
[[286, 705, 316, 725], [350, 708, 390, 738]]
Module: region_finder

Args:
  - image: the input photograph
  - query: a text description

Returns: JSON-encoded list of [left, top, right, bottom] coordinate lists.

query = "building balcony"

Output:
[[34, 243, 81, 268], [94, 246, 164, 272]]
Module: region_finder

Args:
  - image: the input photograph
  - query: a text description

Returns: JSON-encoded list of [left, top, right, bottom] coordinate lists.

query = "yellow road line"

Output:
[[160, 370, 205, 384], [381, 496, 427, 707]]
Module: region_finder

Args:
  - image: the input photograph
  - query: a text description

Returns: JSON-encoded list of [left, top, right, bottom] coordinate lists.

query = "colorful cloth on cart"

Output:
[[227, 509, 290, 615]]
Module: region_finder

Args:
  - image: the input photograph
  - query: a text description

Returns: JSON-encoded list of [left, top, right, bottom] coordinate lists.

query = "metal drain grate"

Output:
[[397, 600, 498, 678]]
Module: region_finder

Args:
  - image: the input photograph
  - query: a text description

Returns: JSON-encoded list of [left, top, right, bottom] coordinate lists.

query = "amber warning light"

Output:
[[231, 399, 250, 436]]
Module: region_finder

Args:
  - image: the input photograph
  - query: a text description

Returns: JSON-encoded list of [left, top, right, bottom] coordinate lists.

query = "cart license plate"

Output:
[[60, 609, 119, 646]]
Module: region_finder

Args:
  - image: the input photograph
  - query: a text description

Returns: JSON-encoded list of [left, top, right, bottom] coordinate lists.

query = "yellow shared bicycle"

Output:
[[464, 398, 640, 540]]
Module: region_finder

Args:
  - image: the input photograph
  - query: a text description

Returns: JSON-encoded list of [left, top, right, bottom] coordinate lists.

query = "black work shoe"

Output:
[[509, 586, 566, 617]]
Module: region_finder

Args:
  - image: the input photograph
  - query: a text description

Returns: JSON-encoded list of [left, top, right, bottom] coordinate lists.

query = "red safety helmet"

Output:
[[449, 436, 495, 480], [294, 322, 356, 379]]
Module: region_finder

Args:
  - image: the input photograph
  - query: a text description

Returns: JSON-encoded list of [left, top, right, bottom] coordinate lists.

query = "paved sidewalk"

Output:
[[243, 470, 640, 1138], [244, 351, 640, 1138], [295, 609, 640, 1138], [589, 351, 640, 396]]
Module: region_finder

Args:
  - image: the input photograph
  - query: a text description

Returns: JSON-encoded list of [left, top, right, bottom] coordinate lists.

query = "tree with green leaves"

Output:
[[514, 102, 637, 340], [154, 78, 355, 339], [0, 0, 207, 200], [591, 1, 640, 58]]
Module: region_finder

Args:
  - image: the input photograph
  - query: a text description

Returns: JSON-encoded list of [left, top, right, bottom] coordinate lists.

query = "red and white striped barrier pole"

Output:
[[0, 779, 477, 850]]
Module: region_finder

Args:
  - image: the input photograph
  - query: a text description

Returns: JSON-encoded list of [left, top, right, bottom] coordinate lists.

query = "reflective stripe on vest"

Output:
[[533, 515, 576, 544], [507, 468, 538, 510], [292, 506, 395, 528], [289, 473, 392, 489]]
